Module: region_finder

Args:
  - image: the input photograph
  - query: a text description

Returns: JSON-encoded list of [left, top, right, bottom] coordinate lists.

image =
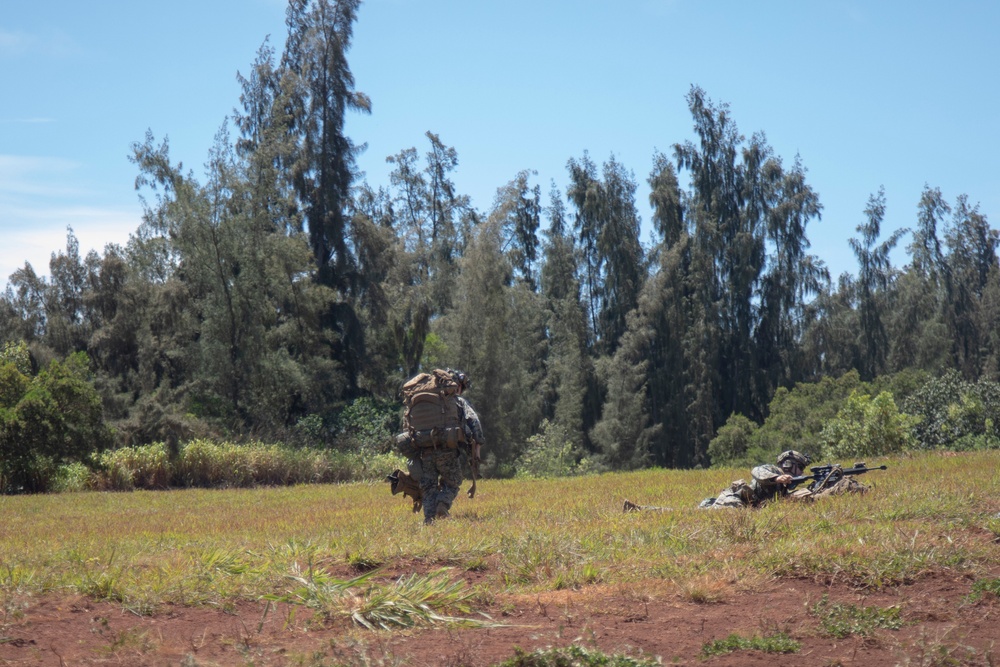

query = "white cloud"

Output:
[[0, 27, 79, 59], [0, 155, 87, 198], [0, 29, 32, 56], [0, 117, 56, 124], [0, 205, 140, 287], [0, 155, 141, 287]]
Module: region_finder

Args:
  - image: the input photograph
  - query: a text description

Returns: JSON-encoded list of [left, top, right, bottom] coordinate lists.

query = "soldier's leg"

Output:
[[419, 452, 441, 524], [709, 488, 746, 508], [433, 450, 462, 518]]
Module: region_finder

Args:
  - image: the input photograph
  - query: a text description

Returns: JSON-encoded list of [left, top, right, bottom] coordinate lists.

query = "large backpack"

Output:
[[400, 369, 467, 449]]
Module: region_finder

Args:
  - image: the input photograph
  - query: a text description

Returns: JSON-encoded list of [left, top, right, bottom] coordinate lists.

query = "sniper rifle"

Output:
[[790, 462, 887, 492]]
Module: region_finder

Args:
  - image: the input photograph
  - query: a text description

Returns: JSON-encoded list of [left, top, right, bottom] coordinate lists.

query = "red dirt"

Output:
[[1, 571, 997, 667]]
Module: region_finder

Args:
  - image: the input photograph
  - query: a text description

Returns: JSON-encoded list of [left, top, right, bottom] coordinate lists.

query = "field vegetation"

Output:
[[2, 451, 997, 612]]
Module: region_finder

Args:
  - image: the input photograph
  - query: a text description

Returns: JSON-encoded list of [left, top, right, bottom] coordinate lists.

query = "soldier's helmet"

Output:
[[449, 369, 471, 392], [777, 450, 810, 471]]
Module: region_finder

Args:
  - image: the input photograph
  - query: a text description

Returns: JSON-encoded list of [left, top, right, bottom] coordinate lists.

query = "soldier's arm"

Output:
[[752, 464, 790, 487]]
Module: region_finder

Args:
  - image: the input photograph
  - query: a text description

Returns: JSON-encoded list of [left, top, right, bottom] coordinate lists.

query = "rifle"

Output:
[[466, 440, 481, 498], [790, 462, 887, 492]]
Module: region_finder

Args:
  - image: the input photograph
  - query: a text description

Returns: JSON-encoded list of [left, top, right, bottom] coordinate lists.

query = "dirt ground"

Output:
[[1, 570, 998, 667]]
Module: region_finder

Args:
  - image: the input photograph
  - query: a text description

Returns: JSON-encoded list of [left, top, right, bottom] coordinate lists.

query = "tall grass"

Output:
[[0, 451, 997, 620], [93, 440, 406, 491]]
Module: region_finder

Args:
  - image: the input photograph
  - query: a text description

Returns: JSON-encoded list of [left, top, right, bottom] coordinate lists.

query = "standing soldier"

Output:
[[388, 368, 484, 524], [418, 370, 483, 523]]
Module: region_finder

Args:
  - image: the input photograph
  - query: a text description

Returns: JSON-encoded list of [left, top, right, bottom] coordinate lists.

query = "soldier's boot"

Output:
[[623, 499, 641, 513]]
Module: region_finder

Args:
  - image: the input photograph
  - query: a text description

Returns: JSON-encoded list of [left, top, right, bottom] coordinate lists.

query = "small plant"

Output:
[[677, 574, 728, 604], [965, 577, 1000, 603], [810, 594, 903, 638], [899, 627, 994, 667], [265, 566, 497, 631], [346, 551, 383, 572], [496, 644, 661, 667], [701, 631, 801, 657]]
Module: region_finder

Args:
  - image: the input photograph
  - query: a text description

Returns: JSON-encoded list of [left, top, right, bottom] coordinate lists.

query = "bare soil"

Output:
[[1, 570, 998, 666]]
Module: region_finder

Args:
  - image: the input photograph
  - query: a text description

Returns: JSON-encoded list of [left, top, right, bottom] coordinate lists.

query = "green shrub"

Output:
[[753, 371, 864, 456], [171, 439, 406, 488], [98, 443, 172, 490], [51, 462, 94, 493], [966, 577, 1000, 603], [321, 449, 407, 483], [331, 397, 400, 453], [711, 371, 867, 468], [708, 414, 758, 467], [0, 353, 112, 493], [515, 420, 584, 478], [819, 390, 917, 460], [903, 371, 1000, 450]]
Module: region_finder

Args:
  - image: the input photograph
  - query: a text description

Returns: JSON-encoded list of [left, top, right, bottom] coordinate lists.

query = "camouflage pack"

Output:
[[399, 369, 467, 449]]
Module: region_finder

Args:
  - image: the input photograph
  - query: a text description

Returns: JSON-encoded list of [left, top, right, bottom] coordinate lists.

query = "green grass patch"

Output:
[[966, 577, 1000, 603], [496, 644, 661, 666], [810, 594, 903, 637], [701, 631, 801, 656]]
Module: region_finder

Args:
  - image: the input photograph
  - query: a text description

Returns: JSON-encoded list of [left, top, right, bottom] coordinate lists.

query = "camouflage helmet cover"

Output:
[[449, 369, 470, 391], [777, 450, 810, 470]]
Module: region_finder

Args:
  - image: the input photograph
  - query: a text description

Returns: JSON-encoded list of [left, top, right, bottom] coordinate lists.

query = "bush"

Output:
[[98, 443, 172, 490], [330, 397, 400, 453], [708, 414, 758, 466], [51, 462, 94, 493], [515, 420, 584, 478], [902, 371, 1000, 450], [819, 391, 917, 460], [0, 352, 112, 493], [170, 439, 406, 489], [752, 371, 864, 457]]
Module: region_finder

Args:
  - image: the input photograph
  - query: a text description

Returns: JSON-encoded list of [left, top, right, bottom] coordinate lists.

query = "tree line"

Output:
[[2, 0, 998, 484]]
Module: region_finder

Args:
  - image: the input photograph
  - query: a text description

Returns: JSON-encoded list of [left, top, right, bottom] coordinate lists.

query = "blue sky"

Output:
[[2, 0, 997, 287]]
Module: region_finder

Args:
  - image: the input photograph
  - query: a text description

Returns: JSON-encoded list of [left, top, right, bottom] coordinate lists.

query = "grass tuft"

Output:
[[496, 644, 661, 666], [810, 594, 903, 638], [265, 566, 499, 631], [701, 631, 801, 657]]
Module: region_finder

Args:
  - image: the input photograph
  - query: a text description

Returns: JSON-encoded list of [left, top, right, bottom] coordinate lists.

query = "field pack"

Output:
[[399, 369, 467, 450]]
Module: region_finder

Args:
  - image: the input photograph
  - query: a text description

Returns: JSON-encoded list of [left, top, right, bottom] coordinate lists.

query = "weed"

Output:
[[811, 594, 903, 637], [90, 616, 155, 655], [701, 631, 801, 657], [266, 566, 499, 631], [676, 573, 729, 604], [897, 627, 995, 667], [965, 577, 1000, 603], [346, 552, 383, 572], [496, 644, 661, 666], [464, 556, 489, 572]]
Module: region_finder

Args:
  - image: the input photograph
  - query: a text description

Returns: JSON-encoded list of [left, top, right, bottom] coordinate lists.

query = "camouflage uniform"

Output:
[[700, 450, 810, 509], [419, 395, 483, 524], [705, 464, 789, 508]]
